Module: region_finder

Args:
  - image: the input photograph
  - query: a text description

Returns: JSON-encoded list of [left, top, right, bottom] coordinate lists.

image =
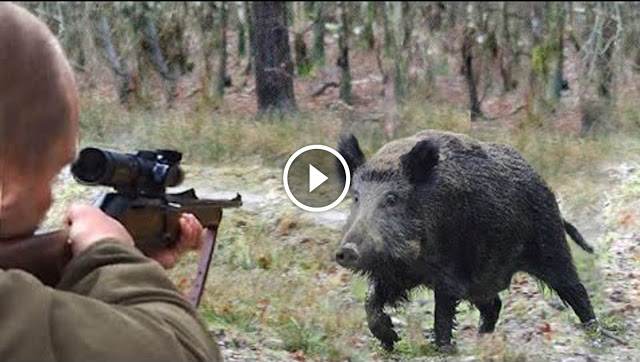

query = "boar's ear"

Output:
[[337, 133, 365, 184], [400, 140, 439, 183]]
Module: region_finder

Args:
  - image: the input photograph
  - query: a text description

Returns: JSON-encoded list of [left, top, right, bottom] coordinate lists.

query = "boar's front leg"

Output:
[[365, 284, 400, 351], [475, 296, 502, 333], [434, 289, 458, 350]]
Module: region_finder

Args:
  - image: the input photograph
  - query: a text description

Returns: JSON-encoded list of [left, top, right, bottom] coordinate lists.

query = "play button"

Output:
[[283, 145, 351, 212], [308, 165, 328, 192]]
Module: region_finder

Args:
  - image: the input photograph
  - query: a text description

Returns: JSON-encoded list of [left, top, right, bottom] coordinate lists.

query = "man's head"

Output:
[[0, 3, 79, 238]]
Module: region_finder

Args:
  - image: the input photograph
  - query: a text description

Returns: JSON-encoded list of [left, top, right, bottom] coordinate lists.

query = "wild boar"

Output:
[[335, 130, 597, 351]]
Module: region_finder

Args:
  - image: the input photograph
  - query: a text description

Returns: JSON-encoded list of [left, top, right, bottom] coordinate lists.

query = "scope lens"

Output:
[[71, 148, 109, 183], [165, 166, 184, 187]]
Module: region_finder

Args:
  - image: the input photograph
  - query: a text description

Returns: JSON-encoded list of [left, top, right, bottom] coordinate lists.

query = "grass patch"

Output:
[[275, 317, 328, 355], [599, 313, 626, 332], [391, 339, 441, 358], [202, 301, 260, 334], [350, 275, 369, 303]]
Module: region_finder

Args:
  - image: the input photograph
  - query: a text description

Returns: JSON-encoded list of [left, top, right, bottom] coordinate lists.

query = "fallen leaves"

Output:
[[257, 254, 273, 270], [617, 209, 637, 228], [275, 215, 299, 236], [291, 350, 306, 361], [538, 322, 554, 342]]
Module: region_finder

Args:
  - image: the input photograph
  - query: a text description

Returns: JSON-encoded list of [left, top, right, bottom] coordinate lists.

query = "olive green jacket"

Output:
[[0, 240, 222, 362]]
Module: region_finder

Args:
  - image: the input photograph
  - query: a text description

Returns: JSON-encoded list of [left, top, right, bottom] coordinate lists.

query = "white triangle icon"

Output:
[[309, 164, 328, 192]]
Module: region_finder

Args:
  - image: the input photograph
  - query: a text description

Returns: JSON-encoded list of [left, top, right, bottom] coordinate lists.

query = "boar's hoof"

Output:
[[478, 320, 496, 334], [478, 325, 495, 334], [368, 314, 400, 351], [436, 343, 457, 354], [381, 338, 397, 352], [373, 325, 399, 351]]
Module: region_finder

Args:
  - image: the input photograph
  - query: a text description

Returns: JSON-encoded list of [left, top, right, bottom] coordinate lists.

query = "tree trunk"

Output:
[[294, 34, 311, 76], [196, 2, 216, 100], [135, 4, 178, 105], [401, 2, 413, 49], [427, 2, 444, 33], [337, 2, 352, 105], [160, 4, 191, 77], [237, 2, 247, 58], [417, 5, 435, 94], [59, 3, 87, 71], [548, 2, 566, 103], [446, 2, 458, 33], [312, 2, 325, 66], [528, 2, 567, 115], [631, 4, 640, 73], [393, 2, 411, 102], [293, 2, 311, 76], [462, 27, 482, 121], [253, 1, 296, 113], [77, 2, 99, 90], [245, 1, 256, 75], [92, 10, 134, 104], [363, 2, 376, 50], [475, 2, 488, 34], [216, 2, 228, 98], [596, 9, 616, 100], [526, 2, 546, 121], [497, 2, 516, 93], [580, 2, 619, 135], [380, 2, 394, 58]]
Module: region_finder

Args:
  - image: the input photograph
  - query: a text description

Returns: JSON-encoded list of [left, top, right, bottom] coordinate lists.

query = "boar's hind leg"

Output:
[[475, 296, 502, 333], [434, 290, 459, 348], [550, 281, 596, 324], [530, 264, 596, 324]]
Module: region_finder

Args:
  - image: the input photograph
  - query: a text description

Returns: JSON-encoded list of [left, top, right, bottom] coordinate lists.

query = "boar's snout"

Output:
[[336, 244, 359, 268]]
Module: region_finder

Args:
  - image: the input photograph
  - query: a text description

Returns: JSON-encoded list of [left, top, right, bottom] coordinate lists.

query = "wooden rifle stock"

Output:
[[0, 230, 71, 287]]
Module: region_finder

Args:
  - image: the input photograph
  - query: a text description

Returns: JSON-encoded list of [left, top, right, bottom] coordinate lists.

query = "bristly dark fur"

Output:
[[400, 140, 439, 184], [356, 168, 402, 183], [337, 133, 366, 184], [335, 129, 597, 351], [358, 259, 420, 308]]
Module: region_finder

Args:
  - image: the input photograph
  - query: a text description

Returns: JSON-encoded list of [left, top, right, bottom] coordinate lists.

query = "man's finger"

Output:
[[66, 203, 92, 220], [64, 203, 82, 224], [180, 214, 202, 249], [177, 216, 192, 252], [150, 249, 178, 269]]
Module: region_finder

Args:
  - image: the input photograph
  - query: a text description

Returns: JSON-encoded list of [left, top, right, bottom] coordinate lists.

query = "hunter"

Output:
[[0, 3, 222, 361]]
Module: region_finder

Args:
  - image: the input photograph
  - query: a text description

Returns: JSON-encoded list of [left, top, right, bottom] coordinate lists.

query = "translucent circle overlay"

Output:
[[282, 144, 351, 213]]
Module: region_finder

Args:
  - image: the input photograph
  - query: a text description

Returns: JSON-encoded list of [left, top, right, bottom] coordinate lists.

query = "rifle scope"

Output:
[[70, 147, 184, 195]]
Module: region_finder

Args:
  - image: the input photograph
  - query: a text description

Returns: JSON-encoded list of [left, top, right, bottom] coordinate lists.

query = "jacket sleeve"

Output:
[[0, 240, 222, 362]]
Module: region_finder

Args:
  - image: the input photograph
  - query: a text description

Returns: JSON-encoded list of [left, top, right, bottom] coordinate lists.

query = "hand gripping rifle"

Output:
[[0, 147, 241, 307]]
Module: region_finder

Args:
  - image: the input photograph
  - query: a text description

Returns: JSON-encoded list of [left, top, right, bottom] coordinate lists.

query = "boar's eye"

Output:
[[382, 193, 399, 207], [353, 191, 360, 203]]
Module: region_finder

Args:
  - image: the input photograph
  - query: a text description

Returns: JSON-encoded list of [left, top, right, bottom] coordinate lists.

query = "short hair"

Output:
[[0, 3, 78, 172]]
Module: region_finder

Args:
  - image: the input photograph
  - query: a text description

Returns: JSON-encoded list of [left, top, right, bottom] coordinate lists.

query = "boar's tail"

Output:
[[563, 219, 594, 253]]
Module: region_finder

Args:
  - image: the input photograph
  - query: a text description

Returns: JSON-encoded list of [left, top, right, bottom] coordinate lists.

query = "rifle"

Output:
[[0, 147, 241, 307]]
